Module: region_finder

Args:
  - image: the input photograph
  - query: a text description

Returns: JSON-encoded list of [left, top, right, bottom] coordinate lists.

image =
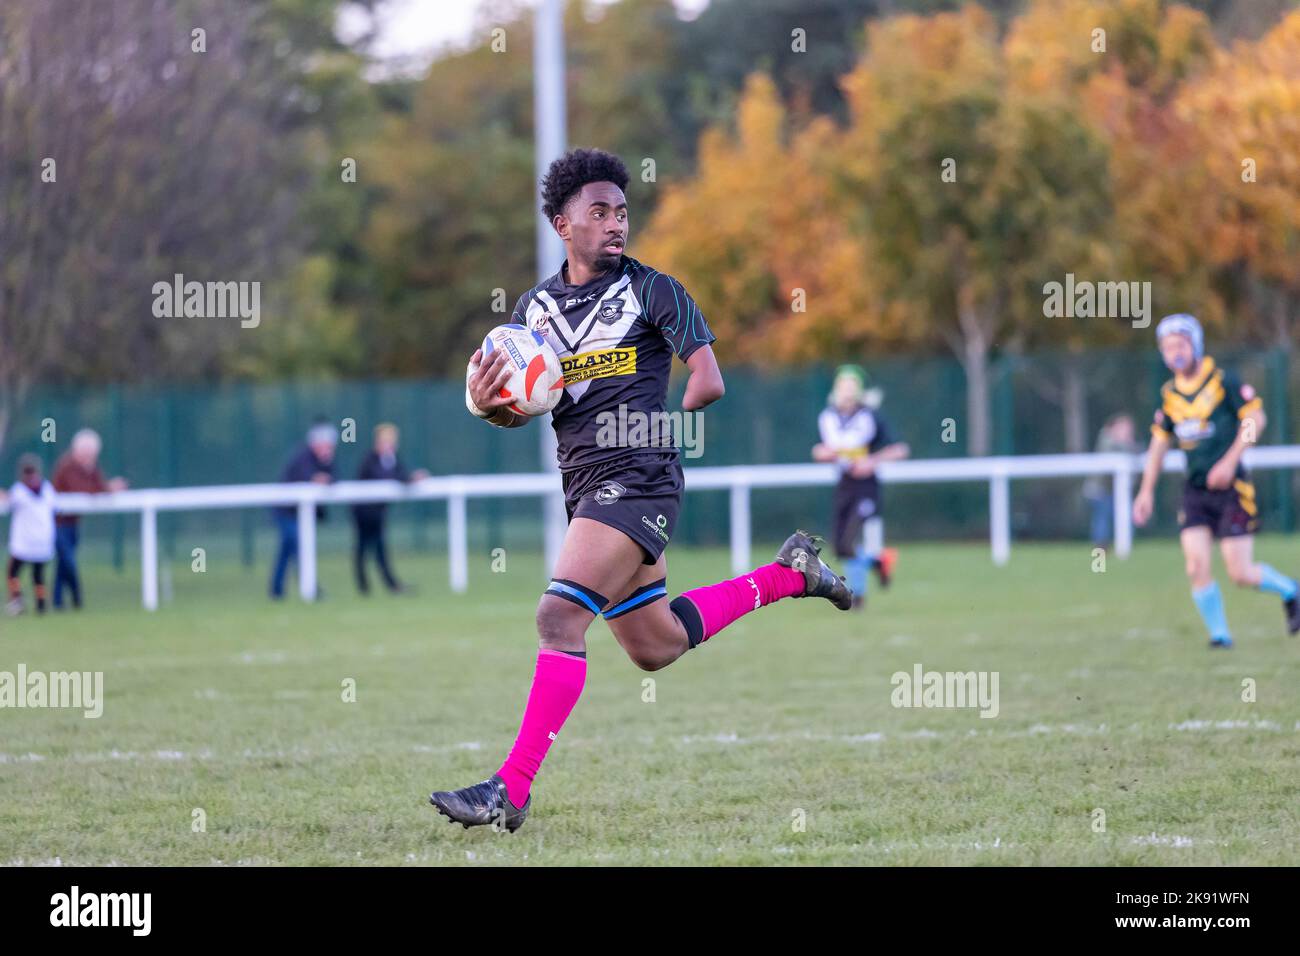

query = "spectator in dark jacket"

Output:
[[352, 423, 428, 594], [270, 421, 337, 599], [51, 428, 128, 609]]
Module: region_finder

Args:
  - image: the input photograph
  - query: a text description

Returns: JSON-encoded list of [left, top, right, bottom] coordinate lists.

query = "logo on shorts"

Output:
[[642, 513, 670, 543], [594, 481, 626, 505]]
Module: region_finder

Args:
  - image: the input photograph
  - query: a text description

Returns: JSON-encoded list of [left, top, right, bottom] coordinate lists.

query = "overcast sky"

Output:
[[338, 0, 710, 72]]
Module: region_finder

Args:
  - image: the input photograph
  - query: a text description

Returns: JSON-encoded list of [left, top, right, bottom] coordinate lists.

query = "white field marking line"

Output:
[[2, 858, 135, 867], [673, 727, 1101, 746], [0, 741, 486, 764], [1169, 719, 1284, 731], [1131, 834, 1202, 847], [674, 719, 1299, 747], [4, 719, 1296, 765], [2, 858, 62, 867], [797, 837, 1019, 853]]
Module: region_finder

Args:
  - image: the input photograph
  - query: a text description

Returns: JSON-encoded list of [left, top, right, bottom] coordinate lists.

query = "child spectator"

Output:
[[5, 454, 56, 616]]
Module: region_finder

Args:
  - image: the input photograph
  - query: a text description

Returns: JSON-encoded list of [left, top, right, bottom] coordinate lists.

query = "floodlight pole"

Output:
[[535, 0, 567, 577]]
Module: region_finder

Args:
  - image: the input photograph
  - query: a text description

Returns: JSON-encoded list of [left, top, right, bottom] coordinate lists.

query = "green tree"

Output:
[[0, 0, 372, 452]]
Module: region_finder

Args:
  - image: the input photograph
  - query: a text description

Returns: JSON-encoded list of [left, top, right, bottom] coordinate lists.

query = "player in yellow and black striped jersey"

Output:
[[1132, 314, 1300, 647]]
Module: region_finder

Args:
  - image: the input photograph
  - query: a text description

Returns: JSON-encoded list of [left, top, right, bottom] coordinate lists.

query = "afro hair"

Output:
[[540, 148, 630, 223]]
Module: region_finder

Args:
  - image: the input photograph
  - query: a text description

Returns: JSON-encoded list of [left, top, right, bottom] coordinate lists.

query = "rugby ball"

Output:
[[479, 323, 564, 417]]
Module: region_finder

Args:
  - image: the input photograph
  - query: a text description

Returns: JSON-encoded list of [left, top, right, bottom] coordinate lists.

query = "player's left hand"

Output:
[[1206, 460, 1235, 490]]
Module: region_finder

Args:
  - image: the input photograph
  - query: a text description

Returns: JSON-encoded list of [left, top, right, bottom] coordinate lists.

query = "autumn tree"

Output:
[[1003, 0, 1218, 450], [832, 7, 1127, 455], [1174, 9, 1300, 350], [637, 74, 883, 365]]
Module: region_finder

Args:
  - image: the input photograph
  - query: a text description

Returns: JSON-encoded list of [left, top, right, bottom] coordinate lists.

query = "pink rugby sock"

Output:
[[678, 562, 805, 643], [496, 648, 586, 806]]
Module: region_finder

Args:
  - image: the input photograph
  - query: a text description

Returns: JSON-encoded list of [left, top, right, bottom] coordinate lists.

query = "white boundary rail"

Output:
[[5, 447, 1299, 610]]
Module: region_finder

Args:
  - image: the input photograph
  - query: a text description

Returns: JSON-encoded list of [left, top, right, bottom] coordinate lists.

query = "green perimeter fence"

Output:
[[2, 347, 1296, 573]]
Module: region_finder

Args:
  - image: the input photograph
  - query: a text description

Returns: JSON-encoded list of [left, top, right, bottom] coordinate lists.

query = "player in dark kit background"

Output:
[[1132, 313, 1300, 648], [813, 365, 910, 609], [429, 148, 853, 832]]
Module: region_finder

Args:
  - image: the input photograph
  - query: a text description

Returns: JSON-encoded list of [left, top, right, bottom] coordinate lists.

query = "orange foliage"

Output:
[[638, 75, 881, 364]]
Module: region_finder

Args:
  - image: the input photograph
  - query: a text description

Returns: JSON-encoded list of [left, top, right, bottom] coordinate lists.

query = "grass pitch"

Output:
[[2, 538, 1298, 865]]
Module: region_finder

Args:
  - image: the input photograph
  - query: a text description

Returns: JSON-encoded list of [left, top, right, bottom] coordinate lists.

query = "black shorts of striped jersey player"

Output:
[[1132, 314, 1300, 649], [432, 148, 854, 832]]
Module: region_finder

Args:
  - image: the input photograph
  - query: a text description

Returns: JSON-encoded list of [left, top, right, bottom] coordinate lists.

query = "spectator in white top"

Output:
[[5, 454, 56, 616]]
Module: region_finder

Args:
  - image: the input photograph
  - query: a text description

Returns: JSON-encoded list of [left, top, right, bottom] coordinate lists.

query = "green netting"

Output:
[[3, 347, 1295, 568]]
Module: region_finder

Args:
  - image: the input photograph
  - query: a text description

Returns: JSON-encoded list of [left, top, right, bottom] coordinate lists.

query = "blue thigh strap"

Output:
[[603, 578, 668, 620], [544, 578, 609, 615]]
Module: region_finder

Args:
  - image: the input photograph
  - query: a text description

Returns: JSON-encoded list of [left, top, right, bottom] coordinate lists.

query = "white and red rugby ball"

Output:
[[478, 323, 564, 417]]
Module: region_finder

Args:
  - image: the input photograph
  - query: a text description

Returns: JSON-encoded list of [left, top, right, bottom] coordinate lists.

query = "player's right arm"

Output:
[[465, 294, 540, 429], [1132, 429, 1170, 527], [465, 347, 528, 429]]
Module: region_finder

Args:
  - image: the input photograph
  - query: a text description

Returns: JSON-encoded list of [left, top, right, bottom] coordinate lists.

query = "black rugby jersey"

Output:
[[509, 255, 716, 472]]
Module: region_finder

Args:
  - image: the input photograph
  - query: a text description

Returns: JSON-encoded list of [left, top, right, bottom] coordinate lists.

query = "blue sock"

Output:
[[845, 554, 868, 599], [1192, 582, 1231, 643], [1256, 564, 1298, 601]]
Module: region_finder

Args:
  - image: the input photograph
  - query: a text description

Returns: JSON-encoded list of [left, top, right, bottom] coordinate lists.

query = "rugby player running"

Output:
[[429, 148, 851, 832], [1132, 313, 1300, 648]]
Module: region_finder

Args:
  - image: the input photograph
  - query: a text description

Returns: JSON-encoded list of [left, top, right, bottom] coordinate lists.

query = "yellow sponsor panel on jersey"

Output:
[[561, 347, 637, 384]]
